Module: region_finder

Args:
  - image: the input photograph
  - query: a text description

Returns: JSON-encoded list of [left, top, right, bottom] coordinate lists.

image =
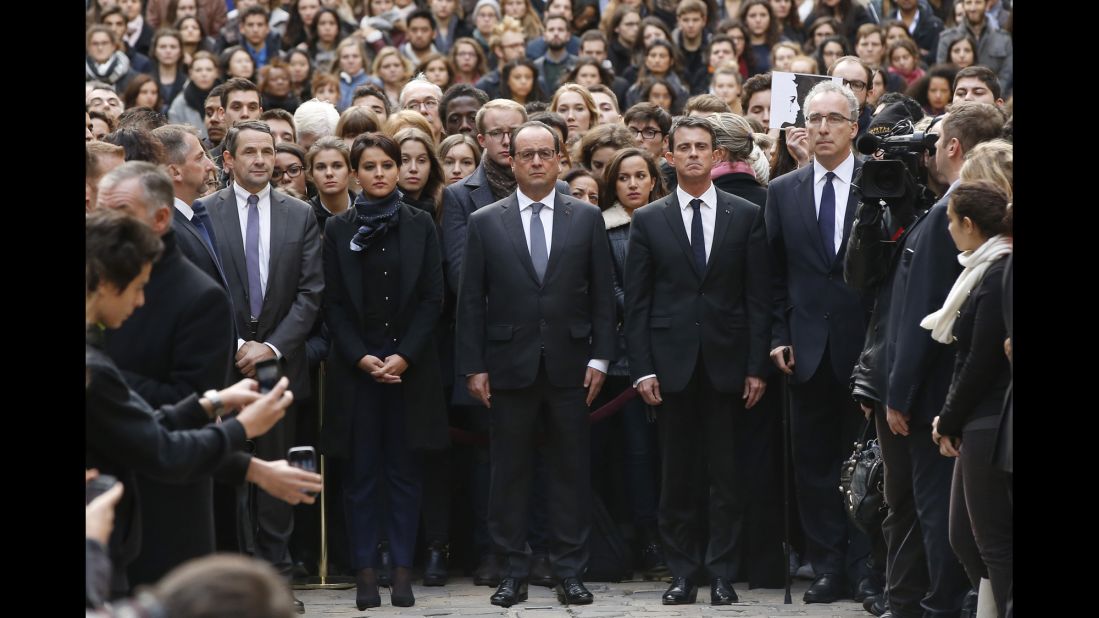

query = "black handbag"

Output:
[[839, 418, 887, 536]]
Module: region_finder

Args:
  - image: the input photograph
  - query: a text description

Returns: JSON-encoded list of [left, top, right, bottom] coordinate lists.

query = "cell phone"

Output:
[[255, 358, 282, 394], [86, 474, 118, 505], [287, 446, 318, 498]]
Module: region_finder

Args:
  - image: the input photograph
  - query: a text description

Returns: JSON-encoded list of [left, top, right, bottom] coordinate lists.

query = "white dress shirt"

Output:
[[232, 182, 281, 359], [676, 183, 719, 261], [173, 196, 194, 220], [124, 15, 144, 50], [515, 187, 607, 374], [813, 153, 855, 253]]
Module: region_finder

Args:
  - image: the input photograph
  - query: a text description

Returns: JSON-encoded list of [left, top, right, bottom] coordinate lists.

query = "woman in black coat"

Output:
[[929, 180, 1013, 616], [321, 132, 447, 610], [707, 112, 769, 207], [85, 210, 297, 598]]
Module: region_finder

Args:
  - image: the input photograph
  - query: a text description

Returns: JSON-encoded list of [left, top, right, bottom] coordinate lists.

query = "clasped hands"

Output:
[[359, 354, 408, 384]]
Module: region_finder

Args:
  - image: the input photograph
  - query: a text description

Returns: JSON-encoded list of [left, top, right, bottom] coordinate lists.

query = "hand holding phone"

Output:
[[287, 447, 319, 498], [255, 358, 283, 394]]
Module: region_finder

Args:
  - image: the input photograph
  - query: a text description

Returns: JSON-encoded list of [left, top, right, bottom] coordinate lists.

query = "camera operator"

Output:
[[850, 102, 1005, 618]]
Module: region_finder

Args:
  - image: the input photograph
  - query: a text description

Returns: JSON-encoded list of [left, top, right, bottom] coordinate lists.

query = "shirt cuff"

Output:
[[236, 338, 245, 351], [264, 342, 282, 360], [587, 359, 609, 373], [632, 374, 657, 388]]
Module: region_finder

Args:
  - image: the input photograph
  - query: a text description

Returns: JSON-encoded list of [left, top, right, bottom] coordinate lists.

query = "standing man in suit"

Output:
[[872, 102, 1004, 618], [199, 119, 324, 615], [765, 80, 876, 605], [456, 121, 616, 608], [624, 116, 771, 606]]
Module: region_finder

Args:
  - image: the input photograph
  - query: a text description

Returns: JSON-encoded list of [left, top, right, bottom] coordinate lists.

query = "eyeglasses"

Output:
[[842, 79, 868, 92], [514, 148, 557, 162], [484, 128, 517, 141], [806, 113, 855, 127], [272, 164, 304, 178], [630, 127, 662, 140], [405, 98, 439, 111]]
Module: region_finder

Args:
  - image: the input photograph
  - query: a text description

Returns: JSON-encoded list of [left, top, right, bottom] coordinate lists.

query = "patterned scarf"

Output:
[[483, 157, 517, 202], [85, 51, 131, 86], [349, 188, 402, 252]]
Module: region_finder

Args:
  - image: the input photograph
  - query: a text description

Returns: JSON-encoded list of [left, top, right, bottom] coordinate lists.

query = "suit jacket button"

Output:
[[695, 321, 700, 326], [824, 313, 830, 320]]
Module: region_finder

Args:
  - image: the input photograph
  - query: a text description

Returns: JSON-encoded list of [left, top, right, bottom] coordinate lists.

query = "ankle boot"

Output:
[[423, 541, 449, 586], [355, 568, 381, 610], [391, 566, 416, 607]]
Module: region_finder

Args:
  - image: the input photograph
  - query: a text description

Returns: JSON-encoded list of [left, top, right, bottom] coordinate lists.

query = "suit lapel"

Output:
[[211, 189, 250, 301], [706, 192, 734, 283], [398, 207, 423, 308], [174, 207, 229, 288], [795, 166, 830, 266], [542, 195, 574, 286], [661, 195, 702, 281], [501, 196, 541, 284], [264, 192, 289, 317], [468, 165, 496, 210], [836, 158, 863, 263]]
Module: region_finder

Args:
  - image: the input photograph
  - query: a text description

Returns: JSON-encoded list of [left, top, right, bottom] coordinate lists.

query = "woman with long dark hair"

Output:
[[174, 15, 217, 68], [802, 0, 874, 46], [150, 29, 188, 114], [740, 0, 782, 74], [321, 132, 447, 611], [282, 0, 323, 50], [123, 74, 166, 113], [499, 58, 547, 105], [395, 128, 446, 219], [603, 5, 642, 72], [449, 37, 488, 84], [625, 39, 689, 108]]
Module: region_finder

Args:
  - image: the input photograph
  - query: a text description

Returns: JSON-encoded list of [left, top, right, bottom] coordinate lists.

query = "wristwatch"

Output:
[[203, 389, 225, 418]]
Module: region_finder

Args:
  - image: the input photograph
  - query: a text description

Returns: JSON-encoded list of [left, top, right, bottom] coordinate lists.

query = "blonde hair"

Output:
[[383, 109, 435, 142], [371, 46, 413, 83], [960, 139, 1013, 201], [550, 83, 599, 135], [489, 15, 527, 49]]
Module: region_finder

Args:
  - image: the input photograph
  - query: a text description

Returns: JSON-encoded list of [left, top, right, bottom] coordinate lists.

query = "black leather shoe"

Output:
[[423, 541, 449, 586], [958, 589, 978, 618], [710, 577, 738, 605], [292, 596, 305, 614], [490, 577, 529, 607], [355, 568, 381, 610], [803, 573, 847, 603], [854, 576, 883, 602], [530, 554, 555, 587], [472, 555, 501, 587], [863, 594, 886, 616], [662, 577, 698, 605], [555, 577, 594, 605], [377, 541, 393, 587]]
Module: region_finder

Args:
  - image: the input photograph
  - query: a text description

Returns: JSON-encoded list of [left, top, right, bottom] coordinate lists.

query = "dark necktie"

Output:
[[690, 198, 706, 273], [190, 201, 221, 262], [819, 171, 836, 259], [245, 194, 264, 319], [529, 202, 548, 283]]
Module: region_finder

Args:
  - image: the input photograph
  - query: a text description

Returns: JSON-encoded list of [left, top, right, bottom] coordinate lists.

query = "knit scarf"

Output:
[[182, 79, 213, 113], [483, 158, 517, 201], [350, 188, 402, 252], [920, 234, 1013, 344], [86, 51, 131, 85], [711, 160, 756, 180]]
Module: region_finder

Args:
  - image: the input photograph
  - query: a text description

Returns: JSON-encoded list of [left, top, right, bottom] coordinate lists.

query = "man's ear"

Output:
[[167, 163, 183, 183]]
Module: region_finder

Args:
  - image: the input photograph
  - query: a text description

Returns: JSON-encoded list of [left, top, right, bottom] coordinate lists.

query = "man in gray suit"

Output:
[[199, 119, 324, 615], [456, 121, 616, 608]]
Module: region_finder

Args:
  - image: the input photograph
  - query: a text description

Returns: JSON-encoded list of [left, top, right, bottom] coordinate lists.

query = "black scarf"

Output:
[[86, 51, 131, 85], [483, 158, 517, 202], [350, 189, 402, 252], [182, 79, 213, 113]]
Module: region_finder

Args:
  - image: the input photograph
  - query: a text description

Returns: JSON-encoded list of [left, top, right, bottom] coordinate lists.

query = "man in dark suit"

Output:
[[872, 102, 1003, 618], [456, 121, 616, 608], [199, 119, 324, 614], [624, 116, 770, 606], [765, 81, 875, 604]]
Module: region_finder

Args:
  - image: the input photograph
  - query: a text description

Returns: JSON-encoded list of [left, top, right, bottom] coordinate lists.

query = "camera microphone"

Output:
[[856, 133, 883, 155]]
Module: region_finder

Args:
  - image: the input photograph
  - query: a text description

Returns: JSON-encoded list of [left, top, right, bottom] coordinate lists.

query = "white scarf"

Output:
[[920, 234, 1012, 344]]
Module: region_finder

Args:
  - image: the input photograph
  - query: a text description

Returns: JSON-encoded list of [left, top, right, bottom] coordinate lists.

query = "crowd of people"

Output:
[[86, 0, 1013, 616]]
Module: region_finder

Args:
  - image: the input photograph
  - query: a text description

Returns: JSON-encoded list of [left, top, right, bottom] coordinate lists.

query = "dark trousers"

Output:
[[343, 379, 423, 569], [788, 350, 871, 582], [488, 363, 590, 580], [656, 364, 743, 582], [875, 409, 969, 618], [949, 426, 1012, 618], [248, 402, 297, 577], [420, 446, 451, 545], [591, 375, 660, 529]]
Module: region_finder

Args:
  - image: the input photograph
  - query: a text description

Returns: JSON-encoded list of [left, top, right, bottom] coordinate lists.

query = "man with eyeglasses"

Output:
[[764, 80, 876, 606], [828, 56, 875, 137], [623, 102, 676, 191], [400, 76, 445, 143], [456, 120, 615, 609], [475, 16, 527, 99]]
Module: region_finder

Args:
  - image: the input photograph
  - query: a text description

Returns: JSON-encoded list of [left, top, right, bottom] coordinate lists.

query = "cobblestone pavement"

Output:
[[296, 577, 871, 617]]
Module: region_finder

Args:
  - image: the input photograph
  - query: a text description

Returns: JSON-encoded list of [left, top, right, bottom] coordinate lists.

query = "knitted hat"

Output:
[[473, 0, 502, 19]]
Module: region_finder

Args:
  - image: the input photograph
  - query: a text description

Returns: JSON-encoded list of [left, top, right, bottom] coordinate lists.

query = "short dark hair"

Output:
[[508, 121, 562, 157], [623, 102, 672, 135], [224, 119, 274, 157], [220, 77, 260, 109], [528, 111, 568, 144], [740, 72, 772, 113], [103, 127, 167, 164], [875, 92, 924, 121], [544, 13, 569, 29], [116, 107, 169, 132], [239, 5, 270, 24], [350, 132, 402, 169], [707, 34, 736, 56], [949, 179, 1011, 237], [207, 83, 227, 103], [275, 141, 307, 165], [953, 65, 1002, 100], [525, 101, 548, 113], [86, 209, 164, 295], [667, 115, 717, 152], [587, 84, 618, 112], [407, 9, 437, 31], [260, 108, 297, 136], [941, 102, 1005, 153], [440, 83, 490, 123], [579, 30, 608, 47], [352, 83, 392, 113]]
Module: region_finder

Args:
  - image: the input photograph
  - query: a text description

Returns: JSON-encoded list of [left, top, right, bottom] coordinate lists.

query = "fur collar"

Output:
[[602, 203, 632, 230]]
